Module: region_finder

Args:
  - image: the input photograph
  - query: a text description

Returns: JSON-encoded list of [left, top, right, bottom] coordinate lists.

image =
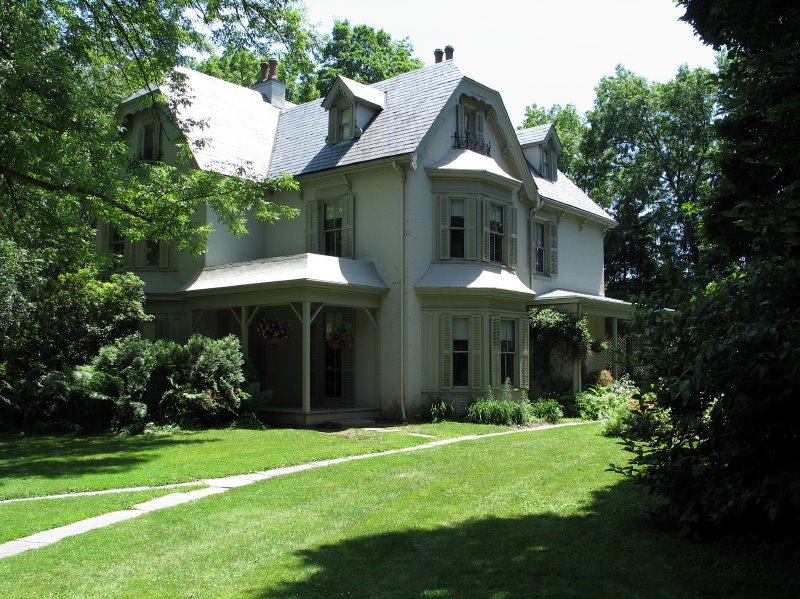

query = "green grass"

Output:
[[0, 486, 203, 543], [0, 422, 510, 500], [1, 424, 796, 598]]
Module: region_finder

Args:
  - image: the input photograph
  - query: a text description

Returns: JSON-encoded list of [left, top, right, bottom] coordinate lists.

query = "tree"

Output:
[[579, 65, 719, 301], [315, 20, 424, 96], [520, 103, 587, 179], [0, 0, 305, 256], [619, 1, 800, 539]]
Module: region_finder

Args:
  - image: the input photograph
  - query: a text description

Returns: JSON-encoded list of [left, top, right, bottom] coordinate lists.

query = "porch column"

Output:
[[611, 317, 619, 380], [302, 301, 311, 414], [240, 306, 249, 361]]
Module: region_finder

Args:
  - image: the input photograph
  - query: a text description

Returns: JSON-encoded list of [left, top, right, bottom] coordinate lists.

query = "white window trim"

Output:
[[306, 191, 354, 258], [531, 217, 558, 279]]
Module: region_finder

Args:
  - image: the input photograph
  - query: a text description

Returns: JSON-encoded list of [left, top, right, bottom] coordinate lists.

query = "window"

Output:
[[145, 239, 161, 267], [454, 100, 490, 155], [449, 198, 465, 258], [532, 218, 558, 277], [306, 192, 354, 259], [490, 316, 529, 390], [138, 122, 160, 162], [534, 222, 546, 274], [440, 314, 481, 391], [452, 318, 469, 387], [337, 107, 351, 143], [500, 319, 516, 385], [489, 203, 504, 263], [109, 227, 124, 258], [540, 142, 557, 180], [323, 200, 344, 257]]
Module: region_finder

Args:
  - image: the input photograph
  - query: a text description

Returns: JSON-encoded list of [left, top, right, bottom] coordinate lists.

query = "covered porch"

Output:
[[181, 254, 389, 425], [531, 289, 635, 392]]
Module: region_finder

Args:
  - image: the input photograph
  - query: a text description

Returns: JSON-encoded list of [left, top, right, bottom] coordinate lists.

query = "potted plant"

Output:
[[256, 318, 292, 344], [326, 322, 354, 350]]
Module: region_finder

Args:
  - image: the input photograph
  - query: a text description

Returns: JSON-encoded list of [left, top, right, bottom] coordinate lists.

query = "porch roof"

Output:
[[532, 289, 634, 318], [181, 253, 389, 296], [415, 263, 535, 301]]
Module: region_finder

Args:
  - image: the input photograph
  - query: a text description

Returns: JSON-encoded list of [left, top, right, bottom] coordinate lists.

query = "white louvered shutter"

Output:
[[306, 200, 319, 253], [549, 222, 559, 276], [441, 315, 453, 390], [438, 196, 450, 260], [465, 195, 477, 260], [470, 315, 482, 390], [342, 194, 354, 258], [518, 317, 530, 390], [490, 316, 501, 388]]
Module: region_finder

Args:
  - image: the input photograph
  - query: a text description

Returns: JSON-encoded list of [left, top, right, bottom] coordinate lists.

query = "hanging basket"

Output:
[[256, 318, 292, 343]]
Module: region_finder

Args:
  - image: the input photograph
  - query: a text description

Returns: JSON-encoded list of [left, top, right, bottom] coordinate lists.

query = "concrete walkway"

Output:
[[0, 421, 587, 559]]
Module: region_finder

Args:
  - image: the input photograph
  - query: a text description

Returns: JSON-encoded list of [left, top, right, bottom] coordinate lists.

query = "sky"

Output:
[[303, 0, 717, 126]]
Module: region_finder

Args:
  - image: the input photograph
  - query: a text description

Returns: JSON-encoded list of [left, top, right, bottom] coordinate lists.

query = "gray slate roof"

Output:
[[516, 124, 552, 147], [529, 164, 616, 225], [268, 61, 463, 177]]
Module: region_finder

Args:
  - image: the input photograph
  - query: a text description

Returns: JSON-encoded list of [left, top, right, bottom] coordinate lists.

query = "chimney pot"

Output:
[[434, 48, 444, 64], [259, 61, 269, 81], [268, 58, 278, 80], [444, 45, 454, 60]]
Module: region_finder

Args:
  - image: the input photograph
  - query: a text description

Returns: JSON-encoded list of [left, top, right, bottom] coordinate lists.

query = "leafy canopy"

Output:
[[0, 0, 305, 254]]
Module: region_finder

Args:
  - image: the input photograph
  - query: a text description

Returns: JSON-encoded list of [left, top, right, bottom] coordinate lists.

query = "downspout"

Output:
[[529, 208, 535, 291], [392, 160, 408, 424]]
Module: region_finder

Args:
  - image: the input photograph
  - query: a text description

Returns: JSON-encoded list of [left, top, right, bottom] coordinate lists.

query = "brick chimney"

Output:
[[251, 58, 285, 109], [434, 48, 444, 63], [444, 45, 454, 60]]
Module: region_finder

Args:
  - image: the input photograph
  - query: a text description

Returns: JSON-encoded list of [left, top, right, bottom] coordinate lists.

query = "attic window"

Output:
[[138, 122, 161, 162], [327, 97, 355, 144], [454, 99, 490, 156], [540, 142, 557, 180]]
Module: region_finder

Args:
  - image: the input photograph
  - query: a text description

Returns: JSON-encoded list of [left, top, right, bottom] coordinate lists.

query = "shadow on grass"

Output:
[[0, 434, 214, 487], [253, 480, 799, 599]]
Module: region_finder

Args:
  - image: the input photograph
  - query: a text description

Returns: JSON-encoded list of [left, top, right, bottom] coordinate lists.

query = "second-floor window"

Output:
[[449, 198, 465, 259], [145, 239, 162, 267], [109, 227, 125, 259], [532, 218, 558, 277], [489, 203, 504, 263], [138, 122, 161, 162], [306, 193, 354, 259], [323, 200, 344, 257]]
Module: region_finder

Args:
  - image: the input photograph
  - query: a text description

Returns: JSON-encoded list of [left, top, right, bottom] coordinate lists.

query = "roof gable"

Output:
[[321, 75, 387, 111], [120, 68, 279, 181], [517, 123, 562, 152]]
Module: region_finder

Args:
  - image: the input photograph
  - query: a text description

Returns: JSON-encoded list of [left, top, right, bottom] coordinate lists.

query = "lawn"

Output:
[[0, 423, 508, 500], [0, 423, 796, 598]]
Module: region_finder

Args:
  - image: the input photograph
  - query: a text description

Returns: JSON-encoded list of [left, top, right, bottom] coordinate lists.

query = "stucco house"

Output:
[[109, 48, 632, 424]]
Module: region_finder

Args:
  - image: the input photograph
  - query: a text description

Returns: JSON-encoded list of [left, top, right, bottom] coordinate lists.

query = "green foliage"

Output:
[[580, 64, 720, 301], [466, 387, 532, 426], [520, 103, 588, 178], [621, 256, 800, 537], [0, 0, 304, 260], [419, 398, 455, 423], [678, 1, 800, 258], [529, 399, 563, 424], [529, 308, 590, 359], [576, 378, 637, 422], [315, 20, 423, 96]]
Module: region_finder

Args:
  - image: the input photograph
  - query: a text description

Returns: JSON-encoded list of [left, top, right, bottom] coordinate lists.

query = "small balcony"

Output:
[[452, 132, 491, 156]]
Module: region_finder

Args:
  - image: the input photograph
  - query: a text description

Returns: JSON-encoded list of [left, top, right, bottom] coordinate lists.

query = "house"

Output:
[[110, 48, 633, 424]]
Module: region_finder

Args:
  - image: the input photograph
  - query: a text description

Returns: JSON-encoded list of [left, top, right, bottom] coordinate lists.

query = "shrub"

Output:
[[576, 377, 637, 421], [419, 398, 455, 423], [466, 388, 532, 426], [529, 399, 563, 423]]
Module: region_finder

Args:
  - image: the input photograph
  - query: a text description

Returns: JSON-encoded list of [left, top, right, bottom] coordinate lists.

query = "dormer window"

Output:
[[322, 75, 386, 146], [454, 96, 490, 156], [540, 140, 558, 180]]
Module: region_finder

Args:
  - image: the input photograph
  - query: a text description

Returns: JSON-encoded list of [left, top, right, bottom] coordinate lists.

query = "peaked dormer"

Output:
[[517, 124, 562, 181], [321, 75, 386, 144]]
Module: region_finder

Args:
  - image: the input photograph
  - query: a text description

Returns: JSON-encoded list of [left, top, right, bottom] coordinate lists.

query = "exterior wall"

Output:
[[531, 210, 605, 297]]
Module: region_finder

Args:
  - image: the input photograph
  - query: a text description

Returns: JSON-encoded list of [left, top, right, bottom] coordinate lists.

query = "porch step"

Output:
[[321, 418, 377, 430]]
